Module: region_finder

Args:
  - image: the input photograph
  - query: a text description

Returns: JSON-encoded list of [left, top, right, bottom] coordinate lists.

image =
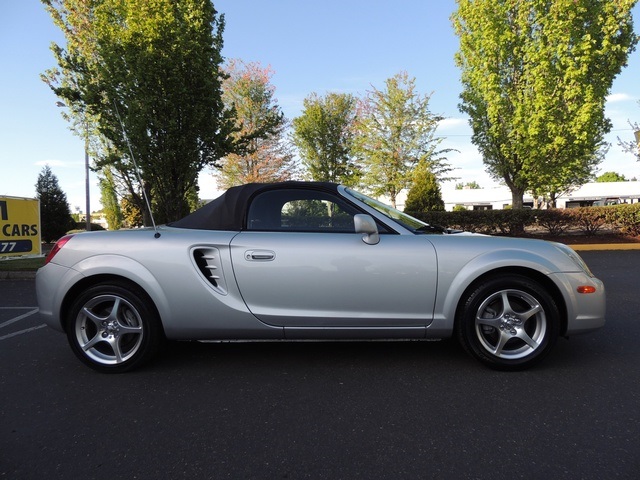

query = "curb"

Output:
[[569, 243, 640, 251]]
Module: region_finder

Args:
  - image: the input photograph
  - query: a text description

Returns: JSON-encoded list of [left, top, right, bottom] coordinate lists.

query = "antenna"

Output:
[[112, 101, 161, 238]]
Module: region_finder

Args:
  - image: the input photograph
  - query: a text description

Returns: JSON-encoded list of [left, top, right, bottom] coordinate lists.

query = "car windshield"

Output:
[[345, 188, 441, 233]]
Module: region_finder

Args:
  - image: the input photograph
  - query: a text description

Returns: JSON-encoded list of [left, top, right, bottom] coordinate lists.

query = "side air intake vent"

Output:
[[192, 247, 228, 295]]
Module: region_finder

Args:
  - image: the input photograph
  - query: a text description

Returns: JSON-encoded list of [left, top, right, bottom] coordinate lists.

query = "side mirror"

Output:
[[354, 214, 380, 245]]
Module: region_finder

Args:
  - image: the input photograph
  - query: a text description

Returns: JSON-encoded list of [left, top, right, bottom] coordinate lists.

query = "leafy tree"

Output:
[[404, 160, 445, 216], [291, 92, 360, 186], [596, 171, 627, 182], [217, 60, 297, 189], [35, 165, 75, 242], [455, 181, 480, 190], [120, 195, 143, 228], [99, 166, 123, 230], [42, 0, 235, 224], [453, 0, 637, 209], [354, 72, 453, 208]]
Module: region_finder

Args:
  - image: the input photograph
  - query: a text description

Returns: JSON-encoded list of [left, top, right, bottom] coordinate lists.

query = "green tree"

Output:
[[99, 166, 123, 230], [120, 195, 143, 228], [596, 171, 627, 182], [35, 165, 75, 242], [455, 181, 480, 189], [453, 0, 637, 209], [291, 92, 360, 186], [42, 0, 235, 224], [404, 160, 445, 216], [217, 60, 296, 189], [355, 72, 453, 208]]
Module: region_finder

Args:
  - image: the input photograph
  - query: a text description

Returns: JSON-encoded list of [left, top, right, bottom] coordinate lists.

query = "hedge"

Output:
[[413, 203, 640, 237]]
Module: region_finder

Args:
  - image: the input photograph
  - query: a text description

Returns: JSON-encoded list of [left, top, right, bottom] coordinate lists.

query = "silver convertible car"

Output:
[[37, 181, 605, 372]]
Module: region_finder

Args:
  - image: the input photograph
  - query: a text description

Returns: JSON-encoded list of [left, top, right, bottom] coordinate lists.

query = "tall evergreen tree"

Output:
[[42, 0, 235, 224], [453, 0, 637, 208], [35, 165, 75, 242], [404, 160, 445, 216], [291, 92, 360, 186]]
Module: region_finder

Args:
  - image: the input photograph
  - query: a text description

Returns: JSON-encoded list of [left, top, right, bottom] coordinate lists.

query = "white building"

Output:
[[391, 182, 640, 211], [434, 181, 640, 211]]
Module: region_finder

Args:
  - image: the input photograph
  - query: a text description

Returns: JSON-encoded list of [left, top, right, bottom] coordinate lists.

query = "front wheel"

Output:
[[456, 275, 560, 371], [66, 281, 165, 373]]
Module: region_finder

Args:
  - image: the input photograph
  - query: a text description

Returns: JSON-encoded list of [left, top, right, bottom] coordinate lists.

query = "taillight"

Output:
[[44, 234, 75, 265]]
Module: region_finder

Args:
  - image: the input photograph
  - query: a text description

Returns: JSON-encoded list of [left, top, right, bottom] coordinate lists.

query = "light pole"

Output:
[[57, 102, 91, 231], [83, 124, 90, 231]]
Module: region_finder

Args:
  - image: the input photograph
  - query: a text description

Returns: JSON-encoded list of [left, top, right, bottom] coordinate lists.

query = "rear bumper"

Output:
[[36, 263, 81, 333]]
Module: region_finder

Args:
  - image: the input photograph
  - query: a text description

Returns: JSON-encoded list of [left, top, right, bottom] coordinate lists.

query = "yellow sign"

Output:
[[0, 196, 41, 257]]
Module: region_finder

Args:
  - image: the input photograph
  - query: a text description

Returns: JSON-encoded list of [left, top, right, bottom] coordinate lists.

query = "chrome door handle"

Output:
[[244, 250, 275, 261]]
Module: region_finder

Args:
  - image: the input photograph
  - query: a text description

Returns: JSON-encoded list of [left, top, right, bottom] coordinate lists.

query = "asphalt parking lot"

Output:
[[1, 250, 639, 480]]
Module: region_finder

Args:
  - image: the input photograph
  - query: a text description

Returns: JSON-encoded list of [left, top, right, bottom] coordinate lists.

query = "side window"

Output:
[[281, 198, 354, 231], [247, 189, 357, 233]]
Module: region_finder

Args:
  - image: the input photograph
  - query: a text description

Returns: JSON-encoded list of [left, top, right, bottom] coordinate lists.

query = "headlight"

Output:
[[554, 243, 594, 277]]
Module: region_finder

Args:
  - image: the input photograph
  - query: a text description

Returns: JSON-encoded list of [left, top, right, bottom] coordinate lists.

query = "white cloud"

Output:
[[606, 92, 636, 104], [438, 117, 468, 130]]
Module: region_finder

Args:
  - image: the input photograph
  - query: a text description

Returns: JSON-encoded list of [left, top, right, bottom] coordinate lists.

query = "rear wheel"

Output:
[[456, 275, 560, 370], [66, 281, 164, 373]]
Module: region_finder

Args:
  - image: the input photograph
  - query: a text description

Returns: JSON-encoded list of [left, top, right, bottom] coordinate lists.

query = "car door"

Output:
[[229, 188, 438, 328]]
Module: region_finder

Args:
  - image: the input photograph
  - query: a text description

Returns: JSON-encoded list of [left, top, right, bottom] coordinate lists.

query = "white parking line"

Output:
[[0, 308, 39, 329], [0, 308, 46, 341], [0, 324, 47, 340]]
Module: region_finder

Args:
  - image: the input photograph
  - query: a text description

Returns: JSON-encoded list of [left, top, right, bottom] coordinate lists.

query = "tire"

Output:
[[66, 281, 165, 373], [456, 274, 560, 371]]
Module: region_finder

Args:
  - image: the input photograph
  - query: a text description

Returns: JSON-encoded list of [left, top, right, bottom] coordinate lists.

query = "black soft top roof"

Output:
[[169, 181, 340, 231]]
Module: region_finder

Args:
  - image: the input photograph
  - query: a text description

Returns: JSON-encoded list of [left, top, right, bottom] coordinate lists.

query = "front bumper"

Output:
[[550, 272, 606, 335]]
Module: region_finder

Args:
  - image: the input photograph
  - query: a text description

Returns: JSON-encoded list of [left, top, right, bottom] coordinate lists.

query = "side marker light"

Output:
[[577, 286, 596, 294]]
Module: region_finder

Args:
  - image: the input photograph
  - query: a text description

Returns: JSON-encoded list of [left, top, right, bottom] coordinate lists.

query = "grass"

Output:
[[0, 256, 46, 271]]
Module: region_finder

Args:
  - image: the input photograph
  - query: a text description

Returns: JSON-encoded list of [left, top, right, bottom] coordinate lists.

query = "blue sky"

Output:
[[2, 0, 640, 212]]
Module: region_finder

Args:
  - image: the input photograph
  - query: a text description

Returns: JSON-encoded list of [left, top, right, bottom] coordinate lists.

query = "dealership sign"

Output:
[[0, 196, 41, 257]]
